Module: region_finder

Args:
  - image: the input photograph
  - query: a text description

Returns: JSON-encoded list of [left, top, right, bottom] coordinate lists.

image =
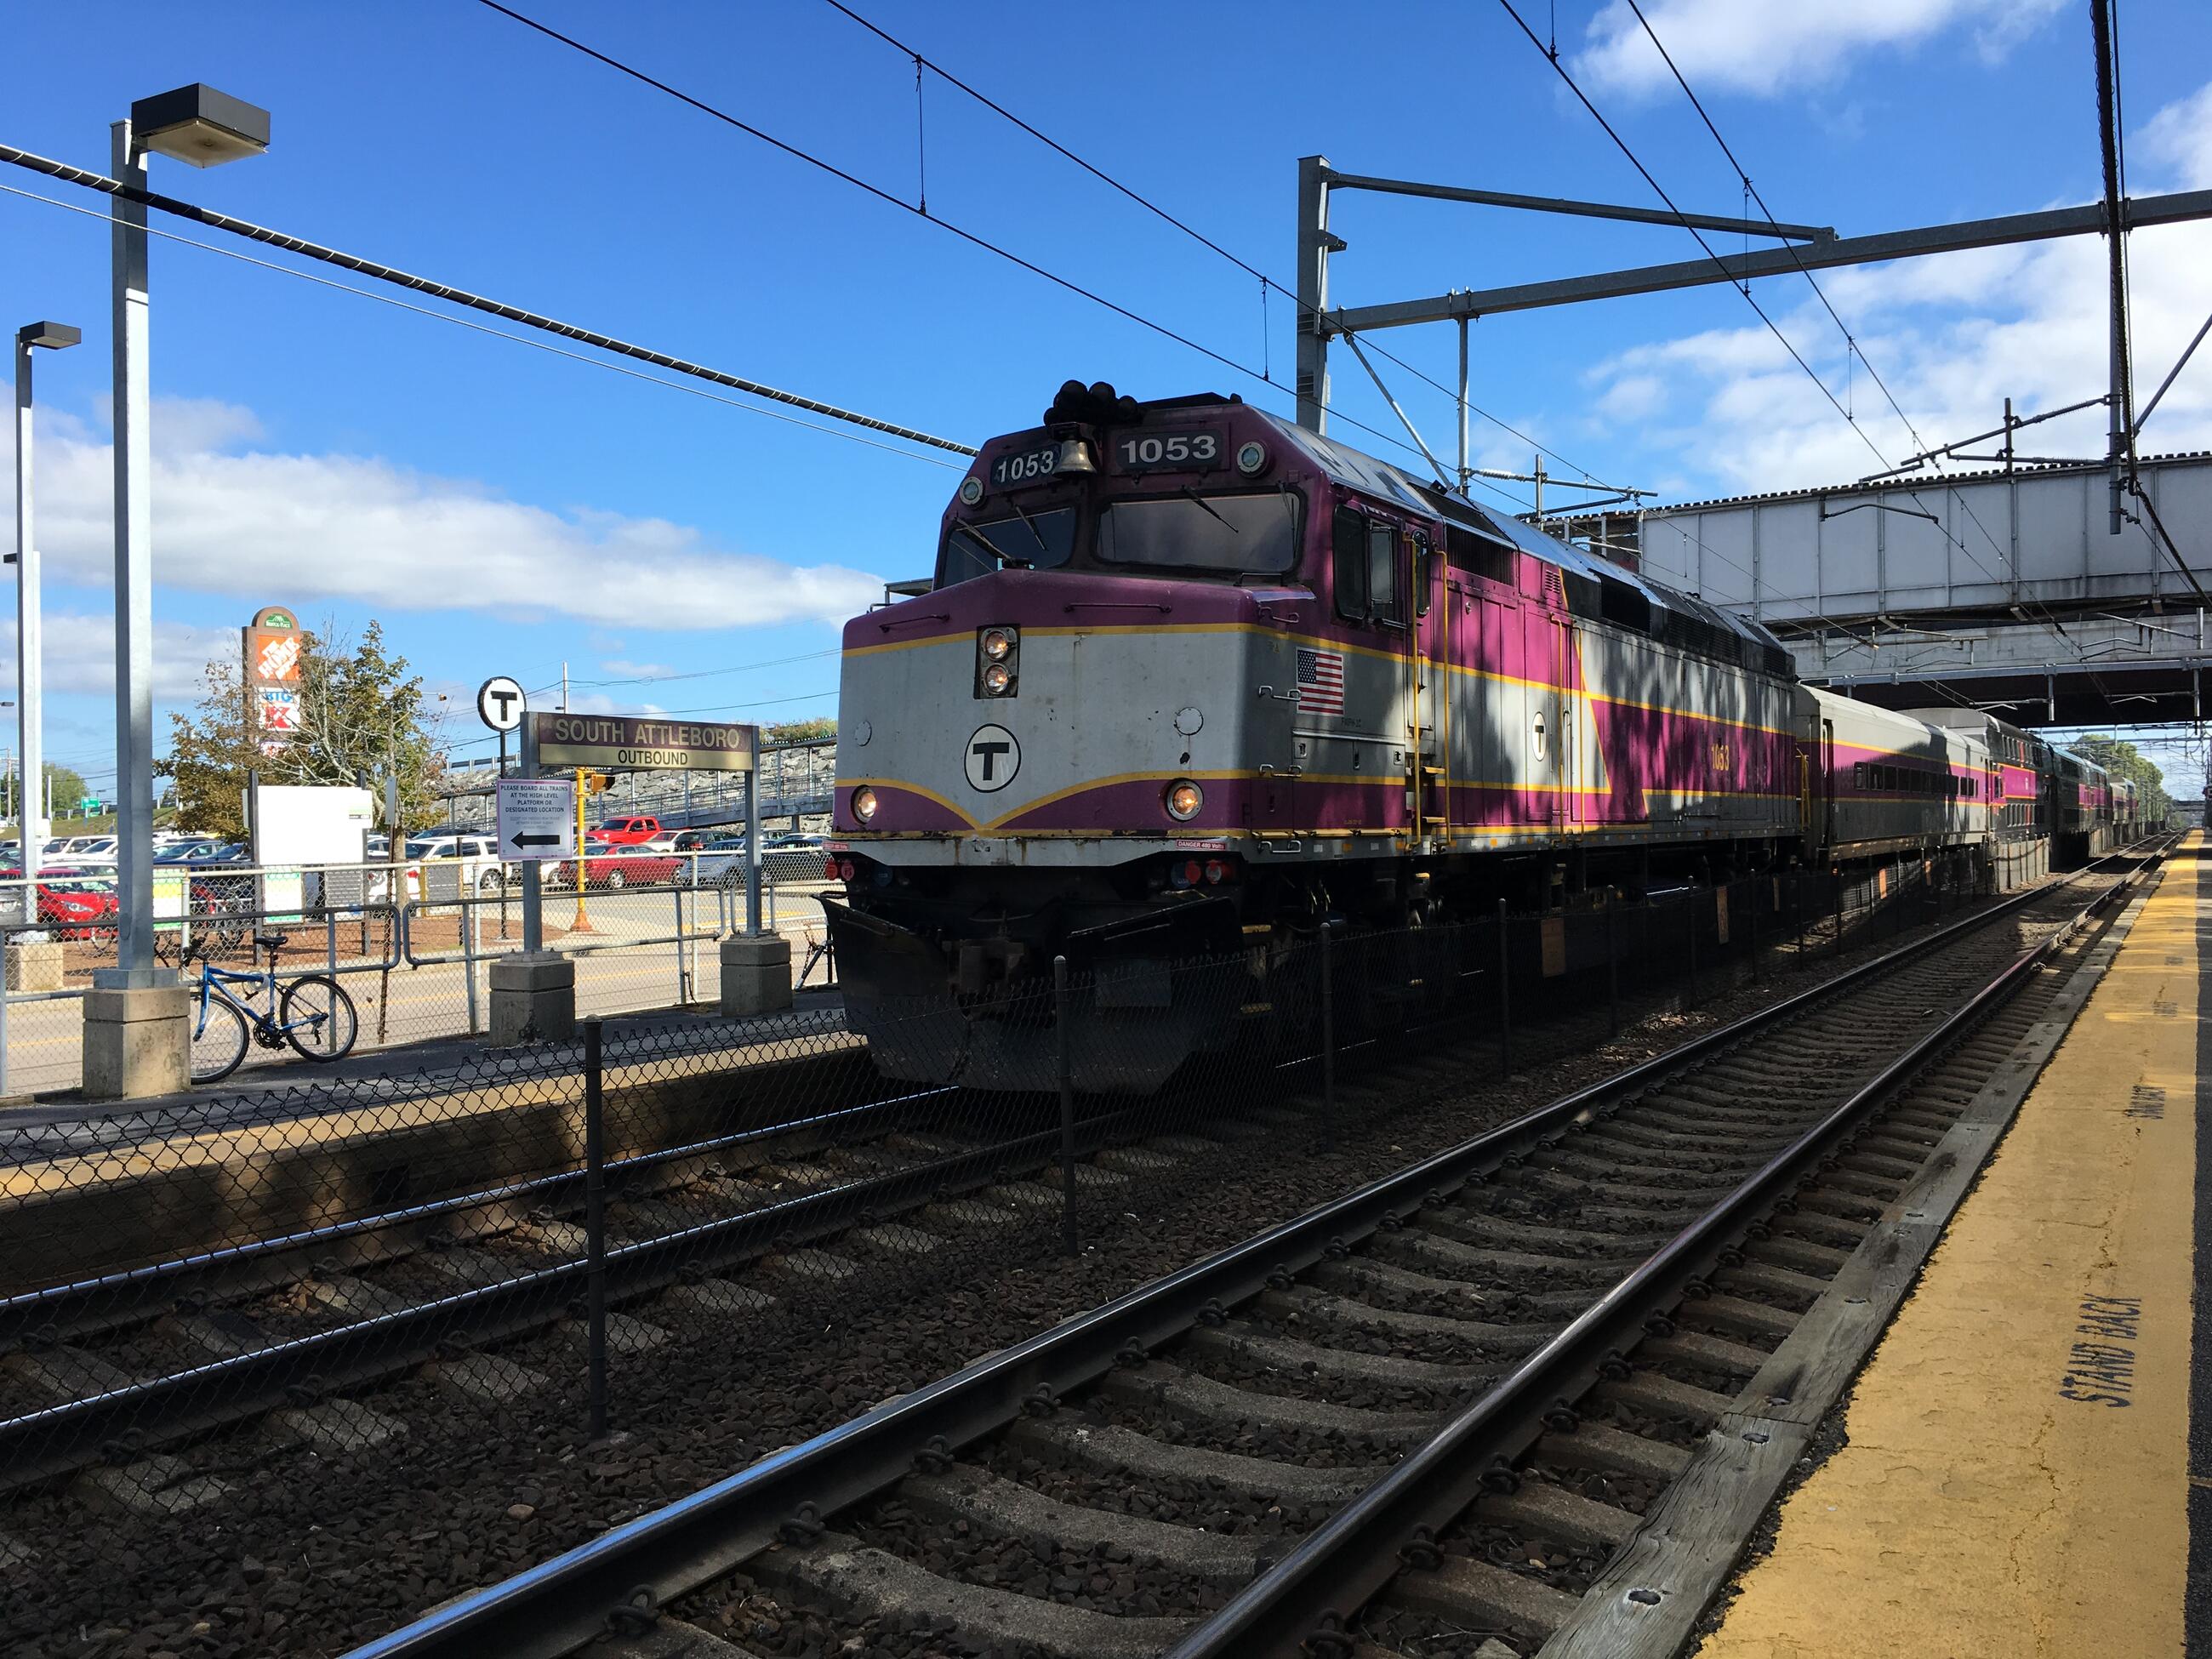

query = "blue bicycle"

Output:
[[186, 931, 359, 1084]]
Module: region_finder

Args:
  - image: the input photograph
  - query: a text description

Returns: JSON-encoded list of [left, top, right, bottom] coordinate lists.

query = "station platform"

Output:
[[1696, 833, 2204, 1656]]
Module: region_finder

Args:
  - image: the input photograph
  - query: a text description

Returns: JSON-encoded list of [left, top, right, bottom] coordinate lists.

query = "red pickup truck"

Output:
[[594, 815, 663, 846]]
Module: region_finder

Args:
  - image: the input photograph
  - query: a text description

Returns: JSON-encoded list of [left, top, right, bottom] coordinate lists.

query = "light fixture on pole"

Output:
[[14, 320, 78, 893], [105, 84, 266, 995]]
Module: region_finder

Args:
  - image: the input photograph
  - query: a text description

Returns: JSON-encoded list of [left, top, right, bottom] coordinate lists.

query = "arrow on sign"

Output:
[[510, 833, 562, 848]]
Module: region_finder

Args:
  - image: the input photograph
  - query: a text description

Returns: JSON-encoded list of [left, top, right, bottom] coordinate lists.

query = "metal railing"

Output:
[[0, 849, 837, 1092]]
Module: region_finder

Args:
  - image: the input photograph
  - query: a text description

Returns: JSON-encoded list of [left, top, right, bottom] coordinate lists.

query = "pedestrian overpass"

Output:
[[1625, 452, 2212, 727]]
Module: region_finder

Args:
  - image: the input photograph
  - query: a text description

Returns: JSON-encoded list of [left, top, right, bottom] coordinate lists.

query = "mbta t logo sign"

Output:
[[964, 723, 1020, 792]]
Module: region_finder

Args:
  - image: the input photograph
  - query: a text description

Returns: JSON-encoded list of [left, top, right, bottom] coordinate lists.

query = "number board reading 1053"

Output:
[[1115, 431, 1223, 472], [990, 443, 1059, 487]]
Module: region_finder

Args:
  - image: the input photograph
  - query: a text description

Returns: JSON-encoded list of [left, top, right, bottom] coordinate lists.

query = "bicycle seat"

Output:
[[254, 931, 290, 949]]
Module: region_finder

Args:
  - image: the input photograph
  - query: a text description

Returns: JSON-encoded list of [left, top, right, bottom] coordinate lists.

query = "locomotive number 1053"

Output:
[[1115, 431, 1223, 471]]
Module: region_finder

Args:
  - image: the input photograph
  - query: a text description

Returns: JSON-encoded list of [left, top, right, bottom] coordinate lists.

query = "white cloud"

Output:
[[1598, 373, 1668, 421], [600, 659, 677, 680], [0, 613, 235, 703], [3, 404, 880, 632], [2141, 83, 2212, 190], [1574, 0, 2066, 100], [1585, 77, 2212, 500]]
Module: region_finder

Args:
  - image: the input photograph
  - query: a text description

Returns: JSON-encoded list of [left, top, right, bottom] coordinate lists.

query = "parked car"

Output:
[[37, 874, 119, 938], [0, 867, 120, 936], [554, 841, 681, 890], [594, 816, 663, 847], [155, 841, 232, 865], [405, 834, 514, 895], [42, 835, 118, 864]]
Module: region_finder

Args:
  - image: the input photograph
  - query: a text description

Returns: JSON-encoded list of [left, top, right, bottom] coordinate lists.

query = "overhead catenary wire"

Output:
[[813, 0, 1624, 493], [0, 180, 966, 470], [474, 0, 1542, 508], [1533, 0, 2152, 659], [0, 140, 976, 459]]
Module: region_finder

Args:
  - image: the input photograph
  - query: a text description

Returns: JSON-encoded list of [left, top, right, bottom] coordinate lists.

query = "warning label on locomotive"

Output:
[[527, 713, 758, 772]]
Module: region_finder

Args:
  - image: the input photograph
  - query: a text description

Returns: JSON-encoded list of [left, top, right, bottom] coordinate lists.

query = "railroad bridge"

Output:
[[1626, 451, 2212, 726]]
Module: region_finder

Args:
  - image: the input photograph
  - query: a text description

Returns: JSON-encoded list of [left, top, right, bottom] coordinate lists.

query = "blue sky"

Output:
[[4, 0, 2212, 798]]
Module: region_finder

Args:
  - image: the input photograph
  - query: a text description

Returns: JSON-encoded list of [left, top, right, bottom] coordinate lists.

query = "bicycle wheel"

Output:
[[281, 975, 359, 1062], [189, 995, 250, 1085]]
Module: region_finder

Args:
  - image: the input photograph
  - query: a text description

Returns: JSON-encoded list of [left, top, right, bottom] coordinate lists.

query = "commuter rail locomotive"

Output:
[[824, 381, 2134, 1088]]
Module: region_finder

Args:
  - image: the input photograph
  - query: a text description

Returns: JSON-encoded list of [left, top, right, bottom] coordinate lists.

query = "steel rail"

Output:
[[342, 843, 2161, 1659], [0, 1048, 895, 1340], [1166, 841, 2167, 1656], [0, 1070, 1246, 1490]]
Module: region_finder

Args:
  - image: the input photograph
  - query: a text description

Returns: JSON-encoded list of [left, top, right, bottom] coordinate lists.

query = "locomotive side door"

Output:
[[1552, 616, 1577, 829], [1409, 530, 1449, 846], [1524, 607, 1565, 830]]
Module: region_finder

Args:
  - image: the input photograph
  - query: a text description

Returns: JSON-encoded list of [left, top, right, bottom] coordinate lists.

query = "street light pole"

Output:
[[108, 117, 156, 981], [13, 321, 77, 888], [101, 86, 267, 992], [85, 87, 267, 1098]]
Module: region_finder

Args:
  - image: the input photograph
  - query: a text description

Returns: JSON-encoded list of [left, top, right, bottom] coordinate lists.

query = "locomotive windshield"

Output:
[[1096, 490, 1301, 574], [941, 508, 1078, 584]]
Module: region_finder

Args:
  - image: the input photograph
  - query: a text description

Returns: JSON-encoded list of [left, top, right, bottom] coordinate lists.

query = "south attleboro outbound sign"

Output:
[[527, 713, 758, 772]]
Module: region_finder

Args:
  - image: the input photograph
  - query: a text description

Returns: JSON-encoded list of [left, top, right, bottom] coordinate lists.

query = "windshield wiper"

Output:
[[1179, 487, 1238, 533], [949, 519, 1028, 571], [1002, 494, 1052, 557]]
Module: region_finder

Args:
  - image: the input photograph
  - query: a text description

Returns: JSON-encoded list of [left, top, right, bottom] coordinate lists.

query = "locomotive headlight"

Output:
[[852, 786, 880, 822], [1235, 440, 1269, 476], [1165, 779, 1205, 821], [977, 624, 1019, 698], [959, 476, 985, 506]]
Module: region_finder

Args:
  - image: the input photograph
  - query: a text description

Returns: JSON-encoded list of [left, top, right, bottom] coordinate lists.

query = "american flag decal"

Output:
[[1296, 647, 1345, 714]]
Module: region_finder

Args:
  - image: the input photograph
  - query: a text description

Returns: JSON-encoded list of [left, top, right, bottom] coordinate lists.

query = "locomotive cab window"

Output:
[[940, 508, 1077, 584], [1333, 509, 1404, 625], [1096, 488, 1301, 575], [1368, 521, 1405, 626]]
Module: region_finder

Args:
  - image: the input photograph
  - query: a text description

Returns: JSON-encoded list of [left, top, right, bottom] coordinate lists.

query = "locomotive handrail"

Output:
[[875, 611, 950, 631], [1063, 600, 1172, 613]]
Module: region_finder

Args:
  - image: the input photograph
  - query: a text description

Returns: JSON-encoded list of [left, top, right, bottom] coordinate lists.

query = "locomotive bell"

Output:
[[1053, 437, 1097, 475]]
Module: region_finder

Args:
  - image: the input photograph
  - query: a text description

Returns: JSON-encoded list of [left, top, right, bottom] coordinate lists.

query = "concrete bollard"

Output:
[[6, 941, 65, 993], [488, 951, 576, 1046], [82, 983, 191, 1099], [721, 933, 792, 1017]]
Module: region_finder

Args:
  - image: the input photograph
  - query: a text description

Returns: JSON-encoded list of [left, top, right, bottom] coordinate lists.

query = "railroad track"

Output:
[[340, 837, 2168, 1659], [0, 888, 1687, 1497]]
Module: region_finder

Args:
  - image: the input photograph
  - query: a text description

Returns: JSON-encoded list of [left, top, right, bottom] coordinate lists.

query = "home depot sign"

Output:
[[242, 605, 305, 757]]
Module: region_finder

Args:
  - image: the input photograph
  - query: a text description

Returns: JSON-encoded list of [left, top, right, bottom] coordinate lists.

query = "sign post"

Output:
[[477, 676, 526, 942]]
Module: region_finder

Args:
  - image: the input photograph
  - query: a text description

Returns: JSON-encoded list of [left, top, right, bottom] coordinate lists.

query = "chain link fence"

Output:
[[0, 849, 1997, 1524], [0, 849, 839, 1095]]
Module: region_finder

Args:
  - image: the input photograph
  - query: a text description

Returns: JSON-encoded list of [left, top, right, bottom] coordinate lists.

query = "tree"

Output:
[[2071, 734, 2170, 821], [764, 716, 836, 745], [0, 762, 90, 825], [159, 619, 448, 841]]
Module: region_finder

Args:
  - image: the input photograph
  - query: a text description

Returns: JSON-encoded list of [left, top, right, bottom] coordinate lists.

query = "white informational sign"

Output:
[[496, 777, 576, 862], [252, 784, 378, 866], [477, 675, 527, 733]]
